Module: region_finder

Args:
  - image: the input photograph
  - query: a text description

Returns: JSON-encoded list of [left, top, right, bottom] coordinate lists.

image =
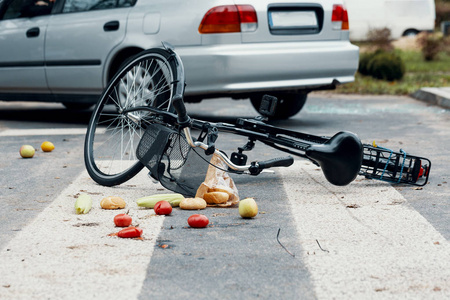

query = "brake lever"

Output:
[[205, 126, 218, 155]]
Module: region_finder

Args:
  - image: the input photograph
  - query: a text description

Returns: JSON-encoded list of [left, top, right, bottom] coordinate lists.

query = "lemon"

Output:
[[41, 141, 55, 152]]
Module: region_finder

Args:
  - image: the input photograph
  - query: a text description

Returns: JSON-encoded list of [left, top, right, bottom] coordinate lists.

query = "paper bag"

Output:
[[195, 153, 239, 207]]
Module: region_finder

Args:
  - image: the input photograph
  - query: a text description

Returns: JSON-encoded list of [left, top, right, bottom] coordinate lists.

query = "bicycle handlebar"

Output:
[[172, 95, 190, 126]]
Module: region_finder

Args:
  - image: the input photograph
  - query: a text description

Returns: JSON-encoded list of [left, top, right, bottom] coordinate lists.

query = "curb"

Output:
[[410, 88, 450, 109]]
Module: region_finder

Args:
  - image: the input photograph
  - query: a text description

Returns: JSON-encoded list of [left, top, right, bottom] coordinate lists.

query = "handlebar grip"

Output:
[[257, 156, 294, 169]]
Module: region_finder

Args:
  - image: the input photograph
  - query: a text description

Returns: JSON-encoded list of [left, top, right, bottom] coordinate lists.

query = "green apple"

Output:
[[19, 145, 35, 158], [239, 197, 258, 218]]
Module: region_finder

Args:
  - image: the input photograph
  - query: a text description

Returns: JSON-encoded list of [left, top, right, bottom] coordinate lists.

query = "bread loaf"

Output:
[[179, 197, 207, 210], [208, 185, 234, 197], [203, 191, 229, 204], [100, 196, 126, 209]]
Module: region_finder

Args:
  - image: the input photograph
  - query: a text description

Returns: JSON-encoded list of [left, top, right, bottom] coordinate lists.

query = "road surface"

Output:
[[0, 94, 448, 299]]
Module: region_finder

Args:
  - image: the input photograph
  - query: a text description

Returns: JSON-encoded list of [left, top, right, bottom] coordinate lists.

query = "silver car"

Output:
[[0, 0, 358, 118]]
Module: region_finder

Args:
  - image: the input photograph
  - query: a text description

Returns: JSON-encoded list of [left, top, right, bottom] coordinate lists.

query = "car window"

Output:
[[62, 0, 136, 13], [117, 0, 134, 7], [2, 0, 24, 20], [1, 0, 57, 20]]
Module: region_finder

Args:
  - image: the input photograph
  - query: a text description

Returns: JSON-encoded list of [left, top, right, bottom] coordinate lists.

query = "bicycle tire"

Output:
[[84, 48, 178, 186]]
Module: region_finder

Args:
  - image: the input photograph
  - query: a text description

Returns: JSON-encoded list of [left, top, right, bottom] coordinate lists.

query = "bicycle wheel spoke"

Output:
[[85, 48, 176, 185]]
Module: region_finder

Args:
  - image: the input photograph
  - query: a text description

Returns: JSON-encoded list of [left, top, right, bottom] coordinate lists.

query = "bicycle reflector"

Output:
[[359, 145, 431, 186]]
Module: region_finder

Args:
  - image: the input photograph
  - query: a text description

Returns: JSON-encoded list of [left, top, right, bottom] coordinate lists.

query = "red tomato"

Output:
[[154, 201, 172, 215], [117, 226, 143, 238], [187, 214, 209, 228], [114, 213, 132, 227]]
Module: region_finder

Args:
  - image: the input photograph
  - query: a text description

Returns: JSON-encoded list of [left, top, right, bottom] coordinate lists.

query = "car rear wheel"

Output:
[[250, 92, 308, 119]]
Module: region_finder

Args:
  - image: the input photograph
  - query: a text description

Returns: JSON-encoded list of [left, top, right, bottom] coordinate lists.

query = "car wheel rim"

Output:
[[118, 64, 155, 121]]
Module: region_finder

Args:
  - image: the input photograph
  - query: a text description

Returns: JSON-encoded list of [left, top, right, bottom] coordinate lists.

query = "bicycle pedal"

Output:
[[258, 94, 278, 117]]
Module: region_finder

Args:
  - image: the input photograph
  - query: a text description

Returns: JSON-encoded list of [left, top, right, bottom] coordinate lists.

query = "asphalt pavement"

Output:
[[0, 91, 449, 299]]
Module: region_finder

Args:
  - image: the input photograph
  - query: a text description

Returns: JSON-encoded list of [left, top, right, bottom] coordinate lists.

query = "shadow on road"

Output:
[[0, 102, 93, 125], [0, 100, 319, 130]]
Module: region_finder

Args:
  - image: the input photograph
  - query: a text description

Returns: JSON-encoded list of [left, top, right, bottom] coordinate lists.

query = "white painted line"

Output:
[[0, 128, 106, 137], [280, 161, 450, 299], [0, 169, 164, 299]]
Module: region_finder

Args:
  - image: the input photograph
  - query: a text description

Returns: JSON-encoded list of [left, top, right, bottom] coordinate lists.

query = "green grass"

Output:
[[335, 50, 450, 95], [402, 50, 450, 72]]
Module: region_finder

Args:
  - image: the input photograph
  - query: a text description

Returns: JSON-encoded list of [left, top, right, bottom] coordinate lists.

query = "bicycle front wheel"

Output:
[[84, 48, 177, 186]]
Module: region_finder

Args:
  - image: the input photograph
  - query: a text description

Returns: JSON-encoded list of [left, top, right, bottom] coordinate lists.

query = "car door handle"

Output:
[[26, 27, 40, 38], [104, 21, 120, 32]]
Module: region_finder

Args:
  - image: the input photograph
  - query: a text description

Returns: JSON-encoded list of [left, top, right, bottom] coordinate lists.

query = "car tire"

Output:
[[403, 29, 419, 37], [250, 92, 308, 119]]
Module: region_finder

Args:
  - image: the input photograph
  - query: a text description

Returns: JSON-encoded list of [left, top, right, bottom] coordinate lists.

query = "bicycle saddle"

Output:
[[305, 131, 363, 186]]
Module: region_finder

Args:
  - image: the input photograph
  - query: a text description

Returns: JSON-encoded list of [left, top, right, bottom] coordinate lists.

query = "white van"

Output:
[[345, 0, 436, 41]]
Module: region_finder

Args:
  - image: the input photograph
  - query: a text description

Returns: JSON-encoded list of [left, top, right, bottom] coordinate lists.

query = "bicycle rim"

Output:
[[84, 49, 177, 186]]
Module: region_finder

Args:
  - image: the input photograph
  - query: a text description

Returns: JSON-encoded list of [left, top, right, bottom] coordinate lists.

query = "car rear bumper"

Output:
[[177, 41, 359, 96]]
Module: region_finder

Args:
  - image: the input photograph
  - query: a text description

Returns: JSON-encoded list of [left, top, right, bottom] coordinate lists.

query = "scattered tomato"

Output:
[[187, 214, 209, 228], [154, 200, 172, 215], [114, 213, 132, 227], [117, 226, 143, 238]]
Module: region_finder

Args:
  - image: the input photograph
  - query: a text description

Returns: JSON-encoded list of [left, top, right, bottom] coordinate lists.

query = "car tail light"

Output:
[[198, 5, 257, 34], [331, 4, 349, 30]]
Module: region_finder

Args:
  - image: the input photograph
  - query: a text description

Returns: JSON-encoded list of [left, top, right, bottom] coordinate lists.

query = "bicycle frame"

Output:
[[125, 102, 430, 187], [123, 105, 269, 172], [124, 44, 431, 187]]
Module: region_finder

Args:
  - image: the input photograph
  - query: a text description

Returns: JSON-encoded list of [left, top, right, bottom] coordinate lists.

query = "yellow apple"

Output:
[[239, 197, 258, 218], [19, 145, 35, 158]]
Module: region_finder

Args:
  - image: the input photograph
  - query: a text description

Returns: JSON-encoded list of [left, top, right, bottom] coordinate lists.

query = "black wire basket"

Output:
[[136, 123, 210, 196]]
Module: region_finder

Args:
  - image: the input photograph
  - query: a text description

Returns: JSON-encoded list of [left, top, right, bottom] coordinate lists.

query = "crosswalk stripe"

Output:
[[280, 161, 450, 299], [0, 169, 163, 299], [1, 160, 448, 299]]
